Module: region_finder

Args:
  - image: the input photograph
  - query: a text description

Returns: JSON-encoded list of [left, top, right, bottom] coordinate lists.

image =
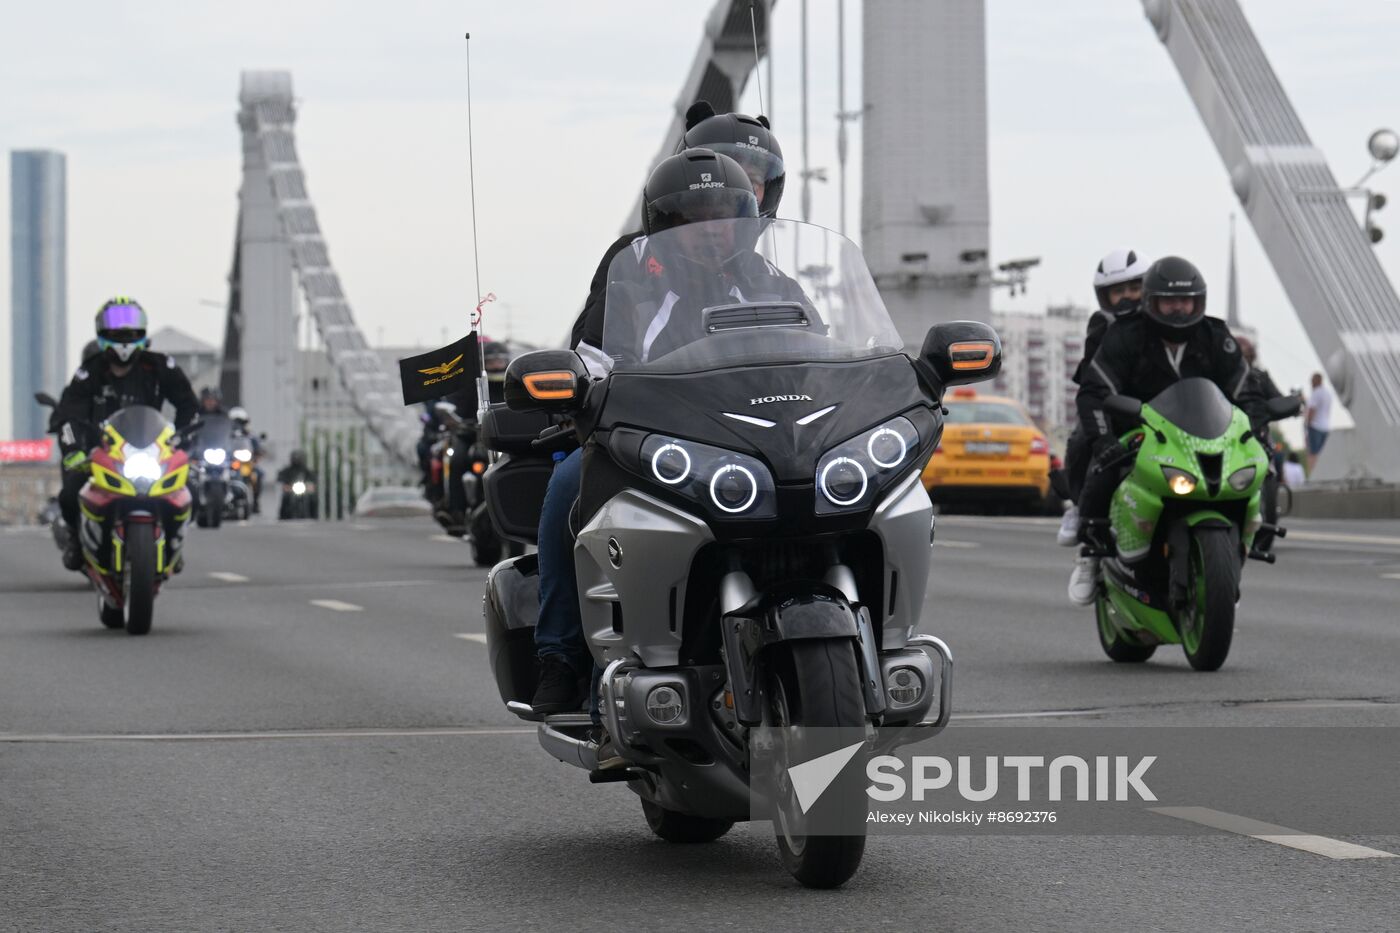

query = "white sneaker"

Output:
[[1056, 505, 1081, 547], [1067, 555, 1100, 606]]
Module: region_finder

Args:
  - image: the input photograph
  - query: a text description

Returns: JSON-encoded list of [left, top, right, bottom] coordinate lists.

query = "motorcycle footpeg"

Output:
[[1259, 523, 1287, 539], [1247, 548, 1277, 564], [505, 700, 544, 722]]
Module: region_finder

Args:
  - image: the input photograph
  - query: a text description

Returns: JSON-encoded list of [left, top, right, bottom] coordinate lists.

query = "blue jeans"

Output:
[[533, 448, 603, 721]]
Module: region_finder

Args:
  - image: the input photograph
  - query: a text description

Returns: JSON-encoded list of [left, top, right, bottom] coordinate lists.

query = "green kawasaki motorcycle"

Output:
[[1094, 378, 1299, 671]]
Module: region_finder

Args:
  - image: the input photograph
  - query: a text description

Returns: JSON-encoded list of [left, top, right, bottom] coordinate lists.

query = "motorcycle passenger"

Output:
[[198, 386, 224, 416], [229, 406, 264, 515], [530, 148, 785, 739], [277, 450, 319, 520], [51, 297, 198, 570], [1056, 248, 1150, 547], [1068, 256, 1264, 605]]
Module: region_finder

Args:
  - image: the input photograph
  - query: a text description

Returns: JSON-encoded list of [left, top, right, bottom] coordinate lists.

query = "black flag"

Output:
[[398, 333, 480, 407]]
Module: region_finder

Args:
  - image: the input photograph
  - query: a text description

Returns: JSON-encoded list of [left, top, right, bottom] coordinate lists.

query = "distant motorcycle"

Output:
[[189, 414, 236, 528], [279, 475, 318, 520], [75, 405, 192, 635], [433, 400, 522, 566]]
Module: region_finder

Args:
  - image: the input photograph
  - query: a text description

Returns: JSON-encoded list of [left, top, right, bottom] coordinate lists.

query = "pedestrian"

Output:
[[1304, 372, 1333, 473], [1282, 451, 1306, 488]]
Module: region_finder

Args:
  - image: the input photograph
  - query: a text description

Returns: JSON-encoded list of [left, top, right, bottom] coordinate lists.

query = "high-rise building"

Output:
[[10, 150, 67, 440], [989, 304, 1088, 440]]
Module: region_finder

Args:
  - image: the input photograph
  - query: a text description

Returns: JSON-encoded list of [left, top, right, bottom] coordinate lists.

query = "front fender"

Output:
[[720, 583, 883, 726]]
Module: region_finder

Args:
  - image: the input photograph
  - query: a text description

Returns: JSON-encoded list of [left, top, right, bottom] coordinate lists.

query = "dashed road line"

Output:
[[454, 633, 488, 644], [934, 539, 981, 549], [208, 571, 250, 584], [310, 599, 363, 612], [0, 726, 535, 743], [1151, 806, 1398, 860]]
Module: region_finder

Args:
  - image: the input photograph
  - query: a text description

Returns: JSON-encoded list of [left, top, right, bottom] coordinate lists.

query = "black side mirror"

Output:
[[919, 321, 1002, 388], [34, 391, 58, 409], [503, 350, 589, 414], [1104, 395, 1144, 423]]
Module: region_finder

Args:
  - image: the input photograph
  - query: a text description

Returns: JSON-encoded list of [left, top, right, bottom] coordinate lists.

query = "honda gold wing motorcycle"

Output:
[[1094, 381, 1301, 670], [481, 218, 1000, 888], [78, 405, 192, 634]]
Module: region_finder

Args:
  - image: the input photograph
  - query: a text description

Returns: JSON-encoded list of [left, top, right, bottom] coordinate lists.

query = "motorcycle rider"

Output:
[[277, 450, 319, 520], [530, 146, 783, 732], [51, 297, 198, 570], [1067, 256, 1264, 605], [1056, 248, 1151, 546], [1234, 335, 1297, 555], [228, 406, 264, 514]]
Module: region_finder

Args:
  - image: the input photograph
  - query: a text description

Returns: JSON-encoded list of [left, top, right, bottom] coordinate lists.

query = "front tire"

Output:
[[123, 524, 157, 636], [1095, 595, 1156, 663], [640, 799, 733, 843], [1180, 528, 1239, 672], [769, 639, 868, 890]]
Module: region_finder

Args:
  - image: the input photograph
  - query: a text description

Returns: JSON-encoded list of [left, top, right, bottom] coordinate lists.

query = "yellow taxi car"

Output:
[[921, 388, 1053, 512]]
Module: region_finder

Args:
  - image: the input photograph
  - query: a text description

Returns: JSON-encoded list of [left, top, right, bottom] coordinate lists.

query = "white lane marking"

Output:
[[208, 571, 250, 584], [430, 534, 463, 543], [934, 539, 981, 549], [957, 709, 1107, 721], [1151, 807, 1398, 860], [310, 599, 363, 612], [1287, 530, 1400, 548], [351, 523, 375, 530], [454, 633, 488, 644], [1382, 573, 1400, 581], [0, 726, 536, 743]]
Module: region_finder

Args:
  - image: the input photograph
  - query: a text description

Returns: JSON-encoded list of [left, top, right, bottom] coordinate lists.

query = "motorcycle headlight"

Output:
[[1161, 466, 1198, 496], [233, 448, 253, 462], [292, 480, 307, 495], [639, 435, 776, 519], [1227, 465, 1257, 492], [815, 416, 921, 514], [121, 444, 164, 485], [203, 448, 227, 466]]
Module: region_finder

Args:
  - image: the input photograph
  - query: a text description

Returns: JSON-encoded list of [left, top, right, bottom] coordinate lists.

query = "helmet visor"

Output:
[[1146, 293, 1205, 329], [705, 143, 784, 216], [98, 303, 147, 332], [647, 187, 759, 234]]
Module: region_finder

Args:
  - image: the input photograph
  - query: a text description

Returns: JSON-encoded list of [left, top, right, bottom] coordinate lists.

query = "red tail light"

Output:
[[1029, 436, 1050, 455]]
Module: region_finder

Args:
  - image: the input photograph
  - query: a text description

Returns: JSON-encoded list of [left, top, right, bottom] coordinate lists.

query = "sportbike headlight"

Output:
[[1227, 465, 1258, 492], [815, 416, 922, 514], [292, 480, 308, 495], [1161, 466, 1198, 496], [233, 448, 253, 462], [639, 434, 776, 519], [203, 448, 227, 466], [121, 444, 164, 485]]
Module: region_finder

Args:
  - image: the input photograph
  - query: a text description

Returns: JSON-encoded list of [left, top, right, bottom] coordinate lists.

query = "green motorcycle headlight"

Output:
[[1227, 466, 1257, 492], [1161, 466, 1198, 496]]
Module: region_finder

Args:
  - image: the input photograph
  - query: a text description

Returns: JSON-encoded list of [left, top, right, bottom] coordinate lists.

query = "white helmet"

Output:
[[1093, 248, 1151, 313], [229, 406, 249, 425]]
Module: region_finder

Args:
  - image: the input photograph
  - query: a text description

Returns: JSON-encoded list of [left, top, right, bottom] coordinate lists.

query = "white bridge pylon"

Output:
[[224, 71, 417, 467]]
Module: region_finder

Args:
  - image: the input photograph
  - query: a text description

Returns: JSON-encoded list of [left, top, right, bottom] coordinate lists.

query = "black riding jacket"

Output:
[[51, 351, 199, 451], [1073, 308, 1138, 385], [1077, 316, 1264, 445]]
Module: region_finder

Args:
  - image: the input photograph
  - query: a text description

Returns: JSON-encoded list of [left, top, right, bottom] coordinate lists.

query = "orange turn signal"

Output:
[[948, 340, 996, 371], [523, 371, 577, 401], [471, 460, 486, 475]]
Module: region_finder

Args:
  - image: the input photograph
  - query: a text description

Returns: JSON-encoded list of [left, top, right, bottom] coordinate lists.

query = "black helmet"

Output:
[[1141, 256, 1207, 335], [641, 148, 759, 236], [482, 340, 511, 384], [290, 449, 307, 469], [680, 102, 785, 218], [200, 386, 222, 405]]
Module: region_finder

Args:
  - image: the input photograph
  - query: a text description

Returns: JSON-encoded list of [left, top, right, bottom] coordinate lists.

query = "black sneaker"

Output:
[[62, 535, 83, 572], [531, 656, 586, 714], [587, 724, 627, 771]]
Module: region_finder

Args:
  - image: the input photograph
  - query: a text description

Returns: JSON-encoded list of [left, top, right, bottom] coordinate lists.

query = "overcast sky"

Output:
[[3, 0, 1398, 438]]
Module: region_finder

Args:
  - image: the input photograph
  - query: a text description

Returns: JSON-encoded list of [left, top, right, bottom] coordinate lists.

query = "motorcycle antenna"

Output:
[[465, 32, 492, 427], [749, 2, 766, 118]]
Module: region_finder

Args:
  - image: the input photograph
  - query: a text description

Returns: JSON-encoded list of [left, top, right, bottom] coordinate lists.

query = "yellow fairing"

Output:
[[89, 462, 136, 496], [103, 424, 127, 459], [151, 463, 189, 496]]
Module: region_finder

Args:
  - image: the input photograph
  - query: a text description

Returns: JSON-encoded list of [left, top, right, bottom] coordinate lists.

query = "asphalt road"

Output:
[[2, 513, 1397, 932]]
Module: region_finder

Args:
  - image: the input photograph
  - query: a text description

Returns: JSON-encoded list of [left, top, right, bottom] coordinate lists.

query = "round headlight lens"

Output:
[[645, 685, 684, 724], [819, 456, 869, 506], [291, 480, 307, 495], [233, 448, 253, 462], [650, 443, 691, 486], [202, 448, 226, 466], [709, 464, 758, 513], [867, 427, 907, 469], [1162, 466, 1197, 496], [1227, 466, 1257, 492], [887, 667, 924, 705]]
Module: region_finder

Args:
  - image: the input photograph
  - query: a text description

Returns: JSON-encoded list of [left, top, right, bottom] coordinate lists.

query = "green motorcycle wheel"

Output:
[[1180, 529, 1238, 672], [1095, 594, 1156, 663]]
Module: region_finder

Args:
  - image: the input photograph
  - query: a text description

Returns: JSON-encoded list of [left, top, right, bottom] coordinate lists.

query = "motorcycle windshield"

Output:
[[601, 219, 903, 374], [195, 414, 234, 452], [1148, 378, 1235, 439], [104, 405, 169, 448]]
